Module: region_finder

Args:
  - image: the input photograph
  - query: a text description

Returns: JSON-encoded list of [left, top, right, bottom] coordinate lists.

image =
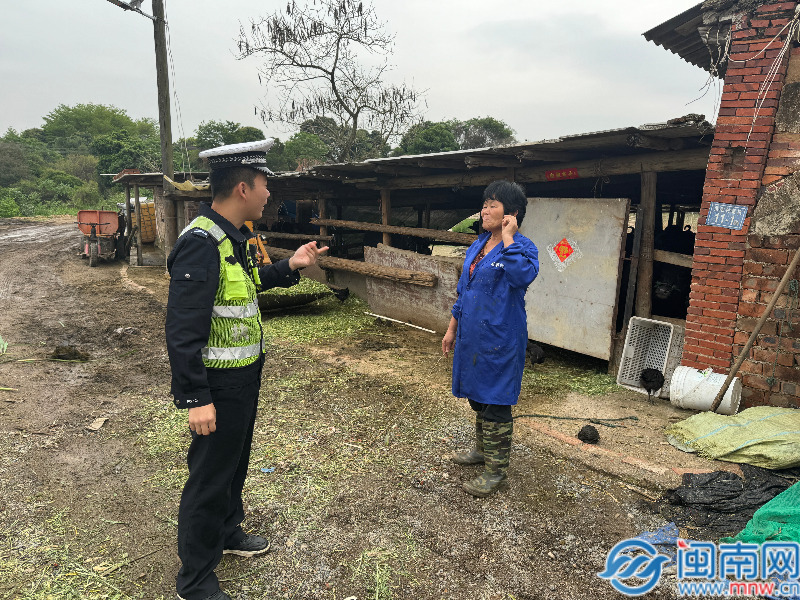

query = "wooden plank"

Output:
[[263, 245, 438, 287], [355, 148, 710, 190], [258, 232, 333, 242], [365, 245, 461, 332], [636, 172, 657, 318], [311, 218, 477, 245], [654, 249, 693, 268]]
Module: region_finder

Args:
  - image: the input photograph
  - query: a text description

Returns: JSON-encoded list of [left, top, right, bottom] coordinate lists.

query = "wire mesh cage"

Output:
[[617, 317, 675, 397]]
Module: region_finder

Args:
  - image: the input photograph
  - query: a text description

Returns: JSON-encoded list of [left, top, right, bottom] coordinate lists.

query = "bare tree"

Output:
[[236, 0, 422, 163]]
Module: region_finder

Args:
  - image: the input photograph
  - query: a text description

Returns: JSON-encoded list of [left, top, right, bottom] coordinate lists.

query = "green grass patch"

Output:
[[0, 510, 166, 600], [522, 348, 620, 396]]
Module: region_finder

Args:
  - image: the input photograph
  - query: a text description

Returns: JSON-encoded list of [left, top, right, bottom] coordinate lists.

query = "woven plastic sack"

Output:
[[666, 406, 800, 469]]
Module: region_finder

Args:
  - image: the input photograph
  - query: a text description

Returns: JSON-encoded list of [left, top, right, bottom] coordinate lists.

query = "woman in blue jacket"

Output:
[[442, 180, 539, 497]]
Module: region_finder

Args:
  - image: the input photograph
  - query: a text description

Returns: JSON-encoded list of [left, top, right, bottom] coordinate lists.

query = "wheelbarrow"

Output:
[[76, 210, 125, 267]]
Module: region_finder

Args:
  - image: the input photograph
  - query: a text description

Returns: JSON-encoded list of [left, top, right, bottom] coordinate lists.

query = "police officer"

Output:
[[166, 139, 327, 600]]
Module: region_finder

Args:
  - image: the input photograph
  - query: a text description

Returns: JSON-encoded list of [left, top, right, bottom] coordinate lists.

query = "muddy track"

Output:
[[0, 219, 680, 600]]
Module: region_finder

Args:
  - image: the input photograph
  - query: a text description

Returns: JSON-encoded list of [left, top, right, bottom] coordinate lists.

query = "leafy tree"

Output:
[[283, 132, 330, 170], [92, 130, 161, 184], [237, 0, 422, 162], [450, 117, 515, 150], [195, 120, 265, 151], [0, 141, 31, 187], [54, 154, 99, 182], [393, 121, 459, 156], [41, 103, 146, 152]]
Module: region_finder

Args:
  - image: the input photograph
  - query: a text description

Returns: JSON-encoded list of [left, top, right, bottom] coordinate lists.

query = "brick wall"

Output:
[[683, 2, 800, 408]]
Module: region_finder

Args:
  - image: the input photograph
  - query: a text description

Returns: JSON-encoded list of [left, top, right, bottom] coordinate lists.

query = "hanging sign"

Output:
[[706, 202, 748, 230], [547, 237, 583, 272], [545, 167, 580, 182]]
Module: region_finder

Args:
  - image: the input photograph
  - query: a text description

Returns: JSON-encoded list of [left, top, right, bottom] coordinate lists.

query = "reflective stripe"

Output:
[[180, 219, 226, 243], [212, 301, 259, 319], [201, 341, 262, 361], [206, 224, 226, 242]]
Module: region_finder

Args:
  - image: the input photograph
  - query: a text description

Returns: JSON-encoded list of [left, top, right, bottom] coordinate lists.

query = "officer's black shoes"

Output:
[[177, 591, 232, 600], [223, 533, 271, 557]]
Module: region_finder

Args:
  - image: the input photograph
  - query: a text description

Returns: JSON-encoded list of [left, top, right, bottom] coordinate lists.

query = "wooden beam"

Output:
[[636, 172, 657, 318], [362, 148, 710, 190], [381, 189, 391, 246], [258, 232, 333, 242], [264, 245, 438, 287], [520, 149, 582, 162], [627, 134, 687, 152], [373, 165, 431, 177], [653, 249, 693, 269], [464, 155, 524, 169], [311, 218, 477, 245], [417, 158, 466, 169]]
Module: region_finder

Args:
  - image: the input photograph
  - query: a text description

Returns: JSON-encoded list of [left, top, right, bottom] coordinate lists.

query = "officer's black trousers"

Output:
[[176, 377, 259, 599]]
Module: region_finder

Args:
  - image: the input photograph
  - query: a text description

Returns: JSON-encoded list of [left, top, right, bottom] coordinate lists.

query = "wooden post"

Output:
[[318, 196, 328, 238], [636, 172, 656, 318], [381, 189, 391, 247], [134, 184, 143, 266], [125, 184, 132, 238], [424, 202, 431, 229], [152, 0, 176, 253]]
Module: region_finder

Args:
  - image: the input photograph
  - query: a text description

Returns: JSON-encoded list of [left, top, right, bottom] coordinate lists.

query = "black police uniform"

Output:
[[166, 203, 298, 600]]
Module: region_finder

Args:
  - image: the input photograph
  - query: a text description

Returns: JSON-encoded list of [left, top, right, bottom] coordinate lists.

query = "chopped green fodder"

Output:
[[522, 348, 620, 396], [0, 511, 167, 600], [136, 391, 190, 492], [260, 278, 373, 343]]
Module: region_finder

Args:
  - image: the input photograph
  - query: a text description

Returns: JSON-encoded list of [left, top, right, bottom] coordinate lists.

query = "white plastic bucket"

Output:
[[669, 366, 741, 415]]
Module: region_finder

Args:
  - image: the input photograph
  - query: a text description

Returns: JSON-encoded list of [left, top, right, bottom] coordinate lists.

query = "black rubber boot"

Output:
[[452, 415, 485, 465], [462, 419, 512, 497]]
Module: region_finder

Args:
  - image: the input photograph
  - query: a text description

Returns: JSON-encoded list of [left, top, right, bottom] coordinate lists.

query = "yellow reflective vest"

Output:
[[180, 216, 263, 369]]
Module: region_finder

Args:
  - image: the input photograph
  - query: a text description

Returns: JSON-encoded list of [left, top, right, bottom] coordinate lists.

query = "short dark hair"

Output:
[[210, 166, 259, 199], [482, 180, 527, 226]]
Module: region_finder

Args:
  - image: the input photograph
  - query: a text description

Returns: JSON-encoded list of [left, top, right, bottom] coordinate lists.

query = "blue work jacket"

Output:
[[451, 232, 539, 405]]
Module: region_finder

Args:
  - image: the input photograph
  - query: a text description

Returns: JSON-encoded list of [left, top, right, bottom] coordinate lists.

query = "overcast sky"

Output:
[[0, 1, 718, 146]]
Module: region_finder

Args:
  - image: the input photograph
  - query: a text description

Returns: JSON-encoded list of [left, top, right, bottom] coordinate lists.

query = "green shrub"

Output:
[[0, 193, 20, 218]]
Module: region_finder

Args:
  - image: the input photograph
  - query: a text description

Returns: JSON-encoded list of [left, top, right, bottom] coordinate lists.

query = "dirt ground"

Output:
[[0, 218, 709, 600]]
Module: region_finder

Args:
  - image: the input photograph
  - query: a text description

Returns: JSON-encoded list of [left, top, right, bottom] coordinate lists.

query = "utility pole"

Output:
[[103, 0, 177, 252], [151, 0, 177, 251]]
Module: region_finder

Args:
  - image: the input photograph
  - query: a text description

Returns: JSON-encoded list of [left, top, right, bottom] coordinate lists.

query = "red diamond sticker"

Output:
[[553, 238, 574, 262]]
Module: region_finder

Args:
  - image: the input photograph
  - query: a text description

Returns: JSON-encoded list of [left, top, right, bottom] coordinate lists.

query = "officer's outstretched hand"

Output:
[[289, 241, 329, 270], [188, 404, 216, 435]]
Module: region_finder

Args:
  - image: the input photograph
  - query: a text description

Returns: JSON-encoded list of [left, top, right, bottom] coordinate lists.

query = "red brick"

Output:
[[743, 277, 780, 292], [775, 364, 800, 384], [737, 317, 778, 335], [742, 374, 774, 390], [764, 235, 800, 249], [735, 331, 750, 344], [739, 302, 767, 318], [741, 387, 767, 408], [767, 393, 799, 408], [741, 289, 759, 302], [740, 360, 764, 375]]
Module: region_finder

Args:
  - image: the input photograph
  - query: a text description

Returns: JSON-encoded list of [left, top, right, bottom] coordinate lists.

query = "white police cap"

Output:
[[198, 139, 276, 176]]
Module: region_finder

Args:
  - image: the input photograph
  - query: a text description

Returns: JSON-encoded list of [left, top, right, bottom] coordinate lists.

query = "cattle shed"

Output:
[[122, 120, 713, 373], [646, 0, 800, 409]]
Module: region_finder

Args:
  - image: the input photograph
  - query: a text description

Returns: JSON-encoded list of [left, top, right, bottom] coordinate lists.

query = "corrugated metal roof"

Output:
[[643, 2, 730, 76]]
